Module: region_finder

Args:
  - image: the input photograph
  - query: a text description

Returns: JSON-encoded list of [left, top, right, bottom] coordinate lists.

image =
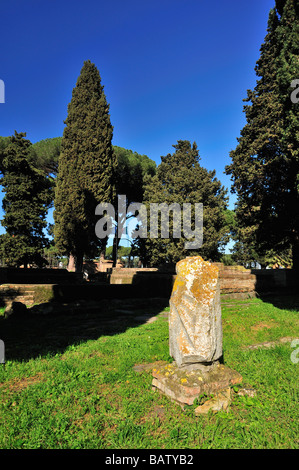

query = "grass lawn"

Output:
[[0, 295, 298, 449]]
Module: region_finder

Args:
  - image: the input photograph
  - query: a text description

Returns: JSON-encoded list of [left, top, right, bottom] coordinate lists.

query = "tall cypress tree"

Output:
[[0, 132, 53, 267], [225, 0, 299, 268], [54, 60, 117, 272]]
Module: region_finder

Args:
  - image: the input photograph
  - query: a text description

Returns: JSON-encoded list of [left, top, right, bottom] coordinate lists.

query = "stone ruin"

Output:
[[152, 256, 242, 413]]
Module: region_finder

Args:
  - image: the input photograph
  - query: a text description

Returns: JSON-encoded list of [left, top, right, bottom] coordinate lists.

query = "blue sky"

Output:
[[0, 0, 275, 246]]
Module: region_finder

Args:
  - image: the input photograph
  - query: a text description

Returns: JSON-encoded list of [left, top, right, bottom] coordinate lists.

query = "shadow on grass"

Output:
[[256, 292, 299, 312], [0, 298, 169, 362], [0, 286, 24, 309], [253, 267, 299, 311]]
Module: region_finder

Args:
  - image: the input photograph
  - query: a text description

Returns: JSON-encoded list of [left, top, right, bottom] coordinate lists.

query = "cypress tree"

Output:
[[0, 131, 53, 267], [54, 60, 117, 272], [0, 136, 10, 175], [225, 0, 299, 268]]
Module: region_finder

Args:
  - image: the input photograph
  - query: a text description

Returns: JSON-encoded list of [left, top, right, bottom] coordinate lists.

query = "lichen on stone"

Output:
[[169, 256, 222, 367]]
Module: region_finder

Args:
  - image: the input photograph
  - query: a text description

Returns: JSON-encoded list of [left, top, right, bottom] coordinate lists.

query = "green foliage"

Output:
[[220, 254, 237, 266], [31, 285, 55, 304], [25, 139, 155, 198], [0, 136, 10, 175], [29, 137, 62, 176], [105, 245, 131, 259], [113, 146, 156, 204], [257, 247, 292, 269], [226, 0, 299, 268], [110, 146, 156, 265], [223, 209, 236, 234], [0, 132, 53, 267], [141, 140, 229, 266], [3, 133, 155, 268], [53, 60, 117, 271], [42, 245, 68, 268]]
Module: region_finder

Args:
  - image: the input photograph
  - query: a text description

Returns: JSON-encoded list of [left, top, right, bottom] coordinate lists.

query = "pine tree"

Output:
[[141, 140, 228, 266], [54, 60, 117, 272], [226, 0, 299, 268], [0, 132, 53, 267], [29, 137, 62, 175]]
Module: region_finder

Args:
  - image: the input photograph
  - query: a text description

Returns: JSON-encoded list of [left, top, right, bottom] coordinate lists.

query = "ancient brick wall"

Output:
[[0, 264, 297, 307]]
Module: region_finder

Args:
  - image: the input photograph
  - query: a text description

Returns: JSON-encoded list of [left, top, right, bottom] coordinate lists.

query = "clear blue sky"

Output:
[[0, 0, 275, 243]]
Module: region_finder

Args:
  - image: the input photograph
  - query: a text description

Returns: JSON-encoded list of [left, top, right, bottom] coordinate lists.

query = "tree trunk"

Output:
[[292, 240, 299, 270], [128, 251, 132, 268], [100, 236, 108, 261], [112, 209, 126, 267], [112, 234, 118, 267], [67, 253, 83, 272], [112, 209, 119, 267], [67, 254, 76, 272], [75, 253, 83, 273]]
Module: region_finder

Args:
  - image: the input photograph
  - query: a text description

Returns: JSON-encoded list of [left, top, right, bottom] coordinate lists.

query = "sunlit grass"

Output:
[[0, 296, 298, 449]]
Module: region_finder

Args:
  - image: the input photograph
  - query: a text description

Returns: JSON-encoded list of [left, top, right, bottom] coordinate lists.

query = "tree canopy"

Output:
[[110, 146, 156, 265], [1, 132, 156, 268], [0, 132, 53, 267], [0, 136, 11, 175], [140, 140, 229, 266], [29, 137, 62, 176], [114, 146, 156, 202]]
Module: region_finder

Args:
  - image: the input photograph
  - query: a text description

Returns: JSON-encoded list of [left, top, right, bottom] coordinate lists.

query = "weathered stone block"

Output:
[[194, 388, 231, 415], [169, 256, 222, 367], [152, 362, 242, 406]]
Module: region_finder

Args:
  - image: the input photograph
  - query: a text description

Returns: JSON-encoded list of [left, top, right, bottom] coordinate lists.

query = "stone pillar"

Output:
[[169, 256, 222, 367], [152, 256, 242, 408]]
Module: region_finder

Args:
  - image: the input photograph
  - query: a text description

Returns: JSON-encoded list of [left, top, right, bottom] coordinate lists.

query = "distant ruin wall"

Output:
[[108, 264, 298, 299], [0, 264, 297, 307], [0, 268, 82, 284]]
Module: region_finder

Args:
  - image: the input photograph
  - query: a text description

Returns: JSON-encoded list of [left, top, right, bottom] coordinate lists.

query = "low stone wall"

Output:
[[0, 268, 82, 284], [109, 264, 257, 299], [217, 264, 256, 299], [108, 264, 298, 299], [0, 281, 174, 306], [0, 264, 297, 307], [108, 267, 158, 284], [252, 268, 298, 292]]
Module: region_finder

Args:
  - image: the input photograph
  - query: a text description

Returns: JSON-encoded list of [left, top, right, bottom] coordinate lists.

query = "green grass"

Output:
[[0, 295, 298, 449]]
